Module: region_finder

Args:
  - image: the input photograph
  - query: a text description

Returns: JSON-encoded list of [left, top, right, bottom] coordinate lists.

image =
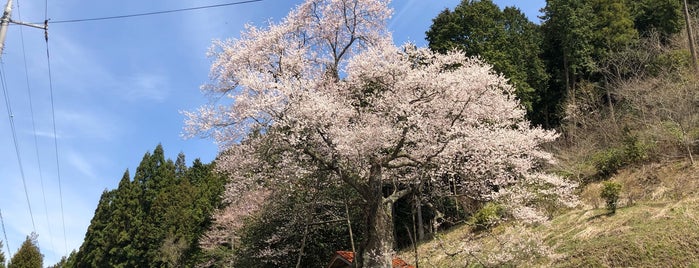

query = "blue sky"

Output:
[[0, 0, 545, 264]]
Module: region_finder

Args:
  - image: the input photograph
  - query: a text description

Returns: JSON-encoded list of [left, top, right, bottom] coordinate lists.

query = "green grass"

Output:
[[399, 160, 699, 267], [546, 199, 699, 267]]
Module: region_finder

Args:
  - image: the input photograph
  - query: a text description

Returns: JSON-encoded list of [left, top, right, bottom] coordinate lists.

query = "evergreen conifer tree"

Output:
[[175, 152, 188, 179], [0, 240, 6, 268], [132, 150, 158, 267], [74, 190, 113, 267], [71, 145, 226, 267], [630, 0, 684, 40], [47, 256, 66, 268], [106, 170, 142, 267], [590, 0, 638, 61], [8, 233, 42, 268]]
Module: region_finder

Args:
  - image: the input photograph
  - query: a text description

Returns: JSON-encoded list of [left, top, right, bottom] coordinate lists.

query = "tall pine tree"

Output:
[[71, 145, 225, 267], [174, 152, 188, 179], [8, 234, 42, 268], [541, 0, 595, 98], [106, 170, 142, 267], [590, 0, 638, 62], [74, 190, 114, 267]]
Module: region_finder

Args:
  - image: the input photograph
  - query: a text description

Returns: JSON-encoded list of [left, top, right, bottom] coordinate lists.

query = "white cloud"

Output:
[[43, 27, 170, 103], [55, 108, 121, 141], [65, 150, 97, 179], [122, 73, 170, 102], [25, 129, 61, 139]]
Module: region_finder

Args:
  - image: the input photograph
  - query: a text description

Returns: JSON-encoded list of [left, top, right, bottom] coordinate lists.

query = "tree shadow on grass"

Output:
[[587, 211, 615, 221]]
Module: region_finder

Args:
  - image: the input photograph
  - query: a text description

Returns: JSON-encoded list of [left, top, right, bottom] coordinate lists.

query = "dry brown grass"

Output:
[[400, 160, 699, 267], [580, 160, 699, 208]]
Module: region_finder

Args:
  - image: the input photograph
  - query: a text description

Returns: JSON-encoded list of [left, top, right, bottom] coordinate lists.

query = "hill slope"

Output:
[[399, 160, 699, 267]]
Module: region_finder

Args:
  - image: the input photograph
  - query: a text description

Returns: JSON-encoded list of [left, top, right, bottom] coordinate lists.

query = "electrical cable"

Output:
[[15, 0, 56, 254], [42, 0, 69, 256], [44, 0, 263, 24], [0, 61, 37, 234], [42, 12, 69, 259]]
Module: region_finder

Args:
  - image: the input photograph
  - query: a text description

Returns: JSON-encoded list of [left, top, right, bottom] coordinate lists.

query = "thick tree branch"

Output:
[[385, 187, 411, 204], [301, 146, 368, 199], [382, 126, 410, 166]]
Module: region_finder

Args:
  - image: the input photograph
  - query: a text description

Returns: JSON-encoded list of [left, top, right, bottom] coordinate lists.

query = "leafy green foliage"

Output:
[[630, 0, 684, 40], [539, 0, 639, 128], [468, 202, 505, 231], [647, 49, 692, 76], [425, 0, 698, 132], [70, 145, 225, 267], [590, 0, 638, 59], [592, 148, 627, 178], [426, 0, 549, 124], [600, 181, 623, 213], [541, 0, 595, 81], [592, 131, 651, 178], [8, 234, 42, 268]]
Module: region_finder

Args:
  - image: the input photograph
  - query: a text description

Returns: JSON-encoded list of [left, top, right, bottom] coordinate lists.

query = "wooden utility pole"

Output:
[[684, 0, 699, 73]]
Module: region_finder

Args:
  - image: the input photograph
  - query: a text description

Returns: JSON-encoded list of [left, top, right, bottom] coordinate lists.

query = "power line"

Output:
[[43, 0, 68, 256], [45, 0, 263, 24], [16, 0, 56, 253], [43, 18, 68, 257], [41, 0, 69, 256], [0, 61, 37, 234]]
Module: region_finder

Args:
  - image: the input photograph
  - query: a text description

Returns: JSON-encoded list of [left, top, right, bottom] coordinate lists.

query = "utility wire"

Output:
[[43, 17, 68, 258], [0, 61, 37, 234], [16, 0, 56, 254], [44, 0, 263, 24], [0, 209, 11, 257], [41, 0, 69, 256]]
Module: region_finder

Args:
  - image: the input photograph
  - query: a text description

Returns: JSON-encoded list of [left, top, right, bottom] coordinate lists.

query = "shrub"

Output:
[[592, 131, 650, 178], [648, 49, 691, 77], [600, 181, 622, 214], [592, 148, 626, 178], [622, 132, 650, 163], [469, 202, 505, 231]]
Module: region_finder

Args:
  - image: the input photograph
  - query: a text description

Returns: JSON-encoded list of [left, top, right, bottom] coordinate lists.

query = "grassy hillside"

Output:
[[399, 160, 699, 267]]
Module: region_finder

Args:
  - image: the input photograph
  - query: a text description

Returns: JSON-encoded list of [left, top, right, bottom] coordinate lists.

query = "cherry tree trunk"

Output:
[[361, 163, 395, 268], [362, 197, 395, 268], [416, 196, 425, 241]]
